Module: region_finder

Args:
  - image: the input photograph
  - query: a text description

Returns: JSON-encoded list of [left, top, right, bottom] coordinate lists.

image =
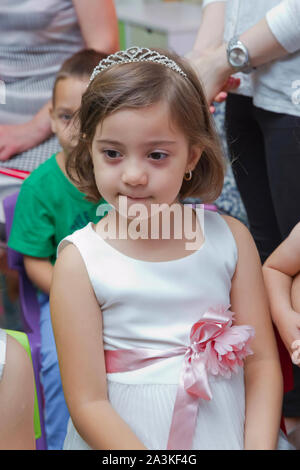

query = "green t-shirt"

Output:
[[8, 153, 107, 264]]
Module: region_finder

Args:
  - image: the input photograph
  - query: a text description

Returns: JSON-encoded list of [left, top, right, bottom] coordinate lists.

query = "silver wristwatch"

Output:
[[226, 36, 253, 74]]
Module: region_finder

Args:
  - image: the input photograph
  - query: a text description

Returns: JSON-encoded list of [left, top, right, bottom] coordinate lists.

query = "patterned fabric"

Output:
[[0, 0, 84, 171], [0, 135, 61, 172]]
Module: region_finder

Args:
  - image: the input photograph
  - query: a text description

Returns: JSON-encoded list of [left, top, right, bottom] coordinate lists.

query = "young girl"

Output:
[[50, 47, 284, 450]]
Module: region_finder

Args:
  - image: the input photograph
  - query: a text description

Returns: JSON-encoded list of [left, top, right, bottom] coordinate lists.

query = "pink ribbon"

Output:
[[105, 306, 254, 450]]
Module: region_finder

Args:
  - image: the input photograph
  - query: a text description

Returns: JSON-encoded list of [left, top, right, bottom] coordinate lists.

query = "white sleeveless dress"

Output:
[[58, 210, 287, 450]]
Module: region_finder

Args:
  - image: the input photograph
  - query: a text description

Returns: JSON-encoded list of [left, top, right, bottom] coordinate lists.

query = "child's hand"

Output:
[[291, 340, 300, 365], [276, 309, 300, 365]]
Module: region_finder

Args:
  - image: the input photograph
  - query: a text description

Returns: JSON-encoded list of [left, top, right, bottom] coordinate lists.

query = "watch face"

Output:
[[229, 47, 247, 68]]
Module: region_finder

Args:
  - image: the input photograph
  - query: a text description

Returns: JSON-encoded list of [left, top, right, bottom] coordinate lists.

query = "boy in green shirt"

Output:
[[8, 49, 108, 450]]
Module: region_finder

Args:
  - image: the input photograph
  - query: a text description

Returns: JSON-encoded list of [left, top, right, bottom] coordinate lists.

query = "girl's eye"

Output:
[[104, 149, 122, 159], [59, 114, 73, 122], [148, 152, 168, 161]]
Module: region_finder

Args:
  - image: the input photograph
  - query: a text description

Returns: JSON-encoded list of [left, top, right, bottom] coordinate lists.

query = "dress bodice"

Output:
[[58, 209, 237, 384]]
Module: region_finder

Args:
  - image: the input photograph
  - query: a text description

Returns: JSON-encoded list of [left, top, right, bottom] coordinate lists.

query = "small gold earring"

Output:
[[184, 169, 192, 181]]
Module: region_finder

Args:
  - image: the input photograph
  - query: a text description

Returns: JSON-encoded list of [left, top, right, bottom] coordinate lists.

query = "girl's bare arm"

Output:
[[224, 215, 282, 450], [50, 244, 146, 450]]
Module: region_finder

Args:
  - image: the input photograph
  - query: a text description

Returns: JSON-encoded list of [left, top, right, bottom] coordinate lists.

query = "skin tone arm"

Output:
[[50, 244, 147, 450], [73, 0, 119, 54], [0, 334, 35, 449], [24, 256, 53, 295], [188, 1, 226, 57], [0, 101, 53, 161], [190, 16, 288, 105], [262, 223, 300, 357], [224, 215, 283, 449], [186, 1, 238, 110], [0, 0, 119, 161]]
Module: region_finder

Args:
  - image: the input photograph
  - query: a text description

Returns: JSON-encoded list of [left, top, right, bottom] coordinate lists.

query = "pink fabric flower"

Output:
[[189, 306, 255, 380], [105, 305, 255, 450]]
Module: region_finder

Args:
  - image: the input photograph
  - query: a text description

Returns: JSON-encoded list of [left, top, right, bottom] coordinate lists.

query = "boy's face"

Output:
[[50, 76, 88, 156]]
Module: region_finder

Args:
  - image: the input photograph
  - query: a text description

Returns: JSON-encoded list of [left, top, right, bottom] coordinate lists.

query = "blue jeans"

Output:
[[38, 293, 69, 450]]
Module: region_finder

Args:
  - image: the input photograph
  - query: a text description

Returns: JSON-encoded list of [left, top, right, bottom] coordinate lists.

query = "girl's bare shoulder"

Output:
[[220, 214, 253, 246]]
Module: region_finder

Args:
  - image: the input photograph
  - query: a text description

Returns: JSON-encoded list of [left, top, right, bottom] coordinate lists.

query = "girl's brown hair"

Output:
[[67, 48, 226, 203]]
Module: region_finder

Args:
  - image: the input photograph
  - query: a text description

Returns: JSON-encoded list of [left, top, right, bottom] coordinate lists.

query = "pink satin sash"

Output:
[[105, 306, 255, 450]]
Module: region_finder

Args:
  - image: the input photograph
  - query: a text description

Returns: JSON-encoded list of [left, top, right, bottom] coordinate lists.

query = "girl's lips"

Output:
[[126, 196, 150, 202], [119, 194, 150, 202]]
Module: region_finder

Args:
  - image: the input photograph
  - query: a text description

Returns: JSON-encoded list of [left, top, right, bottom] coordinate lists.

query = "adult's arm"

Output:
[[266, 0, 300, 54], [189, 0, 299, 105], [0, 0, 119, 161], [186, 0, 238, 110], [73, 0, 119, 54], [188, 0, 226, 57], [0, 101, 52, 161], [237, 0, 300, 68]]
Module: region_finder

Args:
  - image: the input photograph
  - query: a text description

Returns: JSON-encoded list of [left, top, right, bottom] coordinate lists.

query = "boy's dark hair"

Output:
[[52, 49, 108, 105]]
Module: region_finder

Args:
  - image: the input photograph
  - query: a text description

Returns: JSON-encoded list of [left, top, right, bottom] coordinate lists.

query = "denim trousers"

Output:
[[38, 292, 69, 449]]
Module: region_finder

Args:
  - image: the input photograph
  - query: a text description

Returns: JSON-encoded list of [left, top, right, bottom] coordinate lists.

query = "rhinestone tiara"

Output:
[[90, 46, 187, 82]]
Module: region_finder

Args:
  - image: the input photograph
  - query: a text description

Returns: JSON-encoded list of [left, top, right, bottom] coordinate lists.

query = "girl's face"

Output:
[[90, 101, 202, 216]]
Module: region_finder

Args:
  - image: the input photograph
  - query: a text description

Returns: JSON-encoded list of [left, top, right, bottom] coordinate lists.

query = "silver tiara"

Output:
[[90, 46, 187, 82]]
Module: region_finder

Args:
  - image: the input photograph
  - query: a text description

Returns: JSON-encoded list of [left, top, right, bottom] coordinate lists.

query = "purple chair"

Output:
[[3, 191, 47, 450]]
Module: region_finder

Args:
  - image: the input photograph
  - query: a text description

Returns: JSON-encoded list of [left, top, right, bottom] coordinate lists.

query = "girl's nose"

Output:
[[121, 164, 148, 186]]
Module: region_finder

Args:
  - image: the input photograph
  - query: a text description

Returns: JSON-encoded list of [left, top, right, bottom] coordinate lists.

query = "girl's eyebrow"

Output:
[[144, 140, 177, 147], [96, 139, 177, 146], [96, 139, 124, 146], [56, 107, 75, 113]]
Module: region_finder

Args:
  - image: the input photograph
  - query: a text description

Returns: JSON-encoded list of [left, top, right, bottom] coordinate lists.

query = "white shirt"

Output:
[[202, 0, 300, 116]]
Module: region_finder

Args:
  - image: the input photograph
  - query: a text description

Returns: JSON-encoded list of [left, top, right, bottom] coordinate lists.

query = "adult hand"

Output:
[[0, 100, 52, 161], [186, 46, 240, 113], [0, 121, 47, 161], [209, 77, 240, 113]]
